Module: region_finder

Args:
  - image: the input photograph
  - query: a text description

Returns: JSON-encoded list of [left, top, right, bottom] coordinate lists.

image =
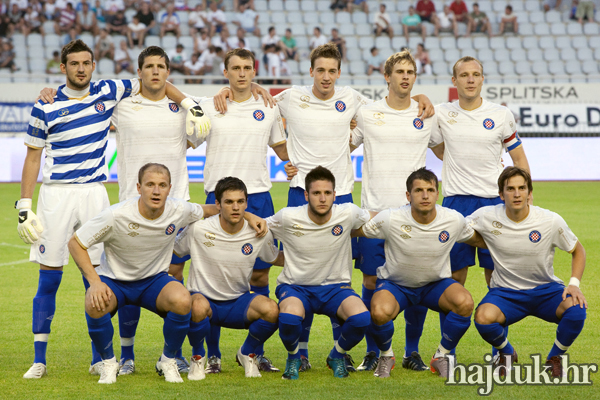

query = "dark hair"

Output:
[[406, 168, 439, 192], [310, 42, 342, 69], [498, 166, 533, 194], [215, 177, 248, 203], [473, 2, 479, 6], [314, 26, 321, 33], [268, 26, 275, 33], [506, 5, 513, 11], [138, 46, 170, 70], [138, 163, 171, 184], [305, 166, 335, 192], [224, 47, 255, 69], [61, 39, 94, 65]]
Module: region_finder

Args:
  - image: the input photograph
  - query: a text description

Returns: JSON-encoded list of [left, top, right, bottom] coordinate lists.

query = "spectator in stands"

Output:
[[194, 28, 211, 53], [229, 27, 252, 51], [0, 40, 18, 72], [403, 6, 427, 42], [233, 3, 261, 37], [107, 9, 128, 35], [309, 26, 328, 49], [95, 28, 114, 60], [160, 3, 181, 38], [184, 52, 204, 83], [234, 0, 255, 12], [416, 0, 439, 29], [277, 44, 291, 83], [22, 5, 45, 37], [114, 39, 134, 74], [330, 0, 348, 12], [349, 0, 369, 14], [127, 15, 147, 48], [92, 0, 106, 24], [169, 43, 188, 73], [174, 0, 190, 11], [543, 0, 562, 12], [374, 3, 394, 38], [207, 1, 227, 36], [104, 0, 125, 17], [212, 28, 232, 52], [188, 3, 208, 36], [330, 28, 348, 62], [11, 0, 28, 12], [437, 5, 458, 37], [43, 0, 60, 22], [366, 46, 384, 75], [55, 2, 77, 41], [199, 45, 218, 75], [576, 1, 595, 24], [261, 26, 280, 50], [281, 28, 299, 61], [467, 3, 492, 37], [499, 5, 518, 34], [212, 46, 226, 83], [570, 0, 579, 20], [77, 2, 98, 36], [414, 43, 432, 75], [449, 0, 469, 31], [0, 14, 13, 38], [265, 43, 281, 83], [7, 3, 24, 33], [46, 50, 61, 74], [135, 2, 156, 37]]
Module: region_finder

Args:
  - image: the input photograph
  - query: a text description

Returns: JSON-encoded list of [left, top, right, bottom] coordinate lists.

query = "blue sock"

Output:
[[404, 304, 427, 355], [118, 305, 140, 361], [241, 319, 278, 355], [32, 270, 63, 364], [491, 325, 509, 356], [361, 286, 379, 356], [440, 312, 471, 352], [330, 316, 342, 341], [90, 342, 102, 364], [188, 318, 209, 357], [163, 311, 191, 359], [206, 324, 222, 358], [475, 322, 514, 354], [298, 312, 313, 358], [279, 313, 303, 359], [548, 305, 586, 359], [249, 285, 270, 355], [330, 311, 370, 358], [175, 278, 185, 359], [369, 320, 395, 352], [439, 312, 455, 355], [86, 313, 114, 360]]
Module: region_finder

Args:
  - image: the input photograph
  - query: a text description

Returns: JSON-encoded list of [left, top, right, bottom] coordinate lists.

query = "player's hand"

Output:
[[284, 162, 298, 181], [214, 87, 230, 113], [250, 83, 275, 108], [350, 119, 357, 130], [16, 199, 44, 244], [246, 213, 268, 238], [37, 87, 57, 104], [415, 95, 435, 119], [87, 281, 113, 312], [181, 98, 211, 139], [563, 285, 587, 309]]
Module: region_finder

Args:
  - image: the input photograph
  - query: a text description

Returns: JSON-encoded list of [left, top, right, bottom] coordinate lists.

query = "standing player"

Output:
[[17, 39, 209, 379], [350, 51, 438, 372], [173, 177, 284, 380], [471, 167, 587, 378], [354, 168, 487, 378], [268, 166, 373, 380]]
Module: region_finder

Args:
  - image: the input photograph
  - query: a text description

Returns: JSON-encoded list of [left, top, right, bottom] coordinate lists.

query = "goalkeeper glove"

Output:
[[181, 98, 211, 140], [15, 198, 44, 244]]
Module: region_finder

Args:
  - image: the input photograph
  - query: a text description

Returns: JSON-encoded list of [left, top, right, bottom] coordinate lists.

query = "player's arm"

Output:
[[351, 211, 379, 237], [507, 145, 530, 174], [411, 94, 435, 119], [213, 83, 275, 113], [245, 212, 268, 238], [272, 142, 289, 161], [563, 241, 587, 308], [270, 251, 285, 266], [431, 143, 444, 160], [16, 146, 45, 244], [461, 230, 487, 249]]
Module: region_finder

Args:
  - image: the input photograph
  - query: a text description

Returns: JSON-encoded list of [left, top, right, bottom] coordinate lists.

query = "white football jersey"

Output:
[[174, 216, 279, 301], [75, 197, 205, 281], [468, 205, 578, 290], [198, 96, 286, 194], [267, 203, 371, 286], [112, 93, 205, 202], [362, 205, 474, 288], [430, 99, 522, 198], [274, 86, 372, 196], [352, 99, 437, 211]]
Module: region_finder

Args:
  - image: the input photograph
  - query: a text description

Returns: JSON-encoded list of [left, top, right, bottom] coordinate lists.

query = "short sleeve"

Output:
[[552, 213, 578, 253], [501, 108, 522, 152], [362, 209, 390, 240], [465, 208, 484, 233], [25, 102, 48, 148], [257, 230, 279, 264], [274, 88, 291, 117], [173, 225, 192, 257], [75, 208, 114, 249], [265, 210, 284, 239], [429, 105, 443, 147], [183, 202, 205, 225], [349, 203, 372, 229], [351, 109, 365, 147], [269, 106, 286, 146], [427, 113, 439, 148], [456, 214, 475, 243], [350, 88, 372, 118]]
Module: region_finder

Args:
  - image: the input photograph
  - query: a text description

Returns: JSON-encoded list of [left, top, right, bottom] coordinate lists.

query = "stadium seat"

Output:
[[512, 0, 525, 11], [337, 77, 352, 86], [548, 61, 566, 75], [560, 47, 576, 60], [534, 22, 550, 35], [299, 59, 311, 72], [519, 74, 537, 83], [519, 23, 534, 35], [555, 36, 571, 49], [439, 37, 456, 50], [515, 61, 532, 75], [179, 36, 194, 49], [529, 12, 544, 24], [477, 49, 494, 62], [543, 49, 560, 61], [316, 0, 331, 11], [456, 37, 473, 50], [590, 38, 600, 50], [582, 60, 599, 74], [531, 60, 549, 75], [344, 36, 358, 49], [408, 37, 421, 50], [594, 48, 600, 60], [524, 0, 540, 12], [303, 13, 319, 24], [550, 23, 567, 35], [492, 2, 505, 13], [359, 36, 375, 49], [391, 37, 407, 50], [270, 11, 287, 24], [418, 75, 436, 85], [287, 13, 303, 23], [270, 1, 284, 11], [336, 12, 351, 24], [494, 49, 510, 62], [301, 1, 316, 12], [505, 37, 522, 50], [432, 61, 449, 76], [473, 37, 488, 50], [483, 60, 498, 75], [295, 36, 309, 48], [347, 48, 362, 61], [498, 61, 514, 75], [572, 36, 589, 49], [429, 49, 444, 62], [489, 37, 505, 50], [42, 20, 55, 34], [352, 12, 368, 24], [576, 48, 594, 61], [565, 62, 582, 75], [444, 49, 460, 63], [567, 22, 583, 35], [424, 37, 440, 50], [522, 36, 538, 50], [98, 59, 115, 75], [146, 36, 161, 47], [286, 60, 300, 74], [539, 36, 555, 50], [353, 78, 369, 85], [285, 0, 300, 12], [319, 11, 335, 24], [27, 33, 43, 47], [349, 60, 365, 75], [396, 2, 410, 12], [12, 33, 26, 49], [79, 33, 95, 47], [246, 36, 260, 49], [583, 22, 600, 35], [355, 23, 372, 36], [510, 49, 527, 62], [255, 0, 268, 11], [162, 36, 178, 49], [545, 10, 561, 23], [527, 48, 543, 62]]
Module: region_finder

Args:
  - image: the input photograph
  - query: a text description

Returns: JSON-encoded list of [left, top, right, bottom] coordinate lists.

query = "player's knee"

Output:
[[191, 298, 210, 322], [454, 291, 474, 317], [474, 304, 498, 325], [169, 290, 192, 314], [347, 310, 371, 329], [262, 299, 279, 323], [561, 304, 587, 322], [370, 302, 393, 326]]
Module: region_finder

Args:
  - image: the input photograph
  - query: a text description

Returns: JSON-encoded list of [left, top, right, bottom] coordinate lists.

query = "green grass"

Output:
[[1, 182, 599, 399]]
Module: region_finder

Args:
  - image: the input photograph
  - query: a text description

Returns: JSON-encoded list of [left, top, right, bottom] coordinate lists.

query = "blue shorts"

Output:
[[100, 272, 177, 314], [442, 195, 503, 271], [207, 191, 275, 270], [275, 283, 360, 319], [478, 282, 567, 325], [375, 278, 456, 313], [355, 237, 385, 276], [195, 291, 259, 329]]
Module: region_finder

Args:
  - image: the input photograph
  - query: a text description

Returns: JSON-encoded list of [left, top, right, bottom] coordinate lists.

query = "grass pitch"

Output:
[[1, 181, 598, 399]]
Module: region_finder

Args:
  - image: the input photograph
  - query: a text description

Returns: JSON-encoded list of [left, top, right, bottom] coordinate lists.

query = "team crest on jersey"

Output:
[[439, 231, 450, 243], [401, 225, 412, 232], [39, 244, 45, 253], [165, 224, 176, 235], [253, 110, 265, 121], [94, 101, 106, 114], [332, 225, 344, 236], [492, 221, 503, 229], [335, 101, 346, 112], [58, 108, 69, 117], [300, 95, 310, 102], [413, 118, 424, 129], [483, 118, 495, 130], [169, 103, 180, 113], [529, 230, 541, 243], [373, 112, 384, 119], [128, 223, 139, 230], [448, 111, 458, 118], [205, 232, 216, 240], [242, 243, 253, 255]]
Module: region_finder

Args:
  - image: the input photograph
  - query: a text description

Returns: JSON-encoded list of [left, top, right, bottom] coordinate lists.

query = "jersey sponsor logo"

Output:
[[58, 108, 69, 116], [94, 101, 106, 114], [400, 234, 411, 239], [132, 105, 143, 111], [401, 225, 412, 232], [292, 231, 304, 237], [529, 230, 541, 243], [165, 224, 176, 235], [169, 103, 180, 113], [242, 243, 253, 255], [483, 118, 495, 130], [253, 110, 265, 121], [491, 230, 502, 236], [300, 95, 310, 102], [39, 244, 45, 254], [335, 101, 346, 112], [299, 103, 309, 109], [413, 118, 424, 129], [205, 232, 216, 240], [128, 223, 139, 230], [447, 119, 457, 125], [332, 225, 344, 236], [439, 230, 450, 243], [292, 224, 304, 229], [89, 225, 110, 246], [128, 232, 139, 237], [448, 111, 458, 118], [373, 112, 384, 119], [203, 241, 214, 247], [375, 120, 385, 126], [492, 221, 503, 229]]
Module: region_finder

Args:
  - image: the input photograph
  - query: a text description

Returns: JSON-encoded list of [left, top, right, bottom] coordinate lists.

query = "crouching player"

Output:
[[353, 168, 487, 378], [472, 167, 587, 377], [172, 177, 284, 380]]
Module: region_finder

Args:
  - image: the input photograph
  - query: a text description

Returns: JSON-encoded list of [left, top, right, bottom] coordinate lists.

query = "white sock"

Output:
[[160, 354, 174, 362], [381, 348, 394, 357]]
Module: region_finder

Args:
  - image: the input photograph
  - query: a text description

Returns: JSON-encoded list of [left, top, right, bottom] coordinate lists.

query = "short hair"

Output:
[[305, 166, 335, 192], [506, 5, 513, 11], [370, 46, 377, 53], [61, 39, 94, 65], [498, 166, 533, 194], [215, 177, 248, 203], [285, 28, 292, 33], [473, 2, 479, 6], [452, 56, 484, 78], [268, 26, 275, 33], [384, 50, 417, 77], [224, 47, 255, 69], [380, 3, 386, 8], [138, 163, 171, 184], [406, 168, 439, 192], [138, 46, 170, 70], [310, 42, 342, 69]]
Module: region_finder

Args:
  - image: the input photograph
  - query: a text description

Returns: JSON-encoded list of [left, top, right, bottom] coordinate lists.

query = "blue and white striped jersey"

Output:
[[26, 79, 140, 184]]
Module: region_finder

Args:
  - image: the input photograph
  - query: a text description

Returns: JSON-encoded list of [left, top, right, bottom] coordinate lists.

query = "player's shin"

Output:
[[86, 313, 115, 360], [475, 322, 514, 354], [279, 313, 303, 359], [206, 324, 222, 358], [118, 305, 141, 361], [32, 270, 63, 364], [241, 319, 278, 355], [188, 317, 209, 357], [404, 305, 427, 355], [438, 311, 471, 355], [547, 306, 586, 359], [298, 312, 313, 358], [163, 311, 192, 359], [368, 320, 395, 356], [330, 311, 371, 358], [361, 285, 380, 356]]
